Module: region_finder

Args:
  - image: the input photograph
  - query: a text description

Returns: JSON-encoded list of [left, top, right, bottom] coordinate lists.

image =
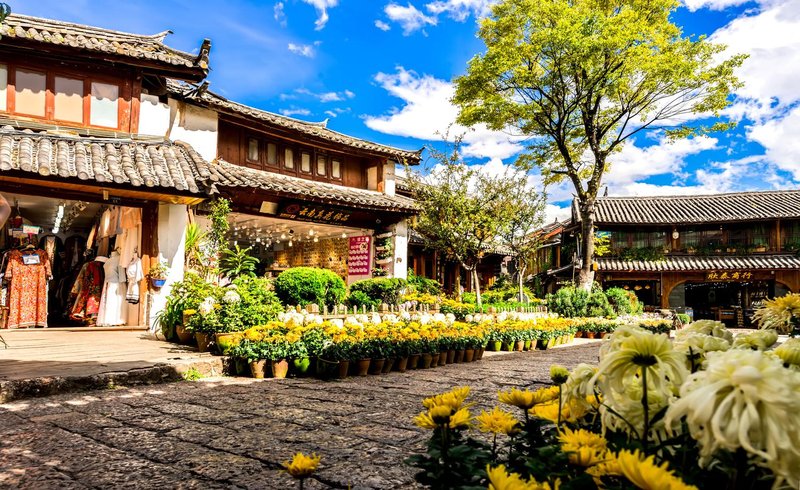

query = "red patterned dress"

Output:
[[69, 259, 105, 321], [5, 249, 52, 329]]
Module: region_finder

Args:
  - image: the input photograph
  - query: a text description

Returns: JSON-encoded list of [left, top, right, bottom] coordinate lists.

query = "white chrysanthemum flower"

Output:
[[222, 289, 241, 304], [445, 313, 456, 324], [562, 363, 599, 413], [344, 316, 359, 326], [732, 329, 779, 351], [328, 318, 344, 328], [674, 332, 732, 371], [678, 320, 733, 343], [198, 297, 216, 315], [665, 349, 800, 487], [600, 376, 673, 438]]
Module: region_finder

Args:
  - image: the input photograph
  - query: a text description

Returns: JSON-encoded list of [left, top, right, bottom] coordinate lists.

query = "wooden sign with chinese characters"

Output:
[[278, 202, 352, 224], [705, 270, 754, 282], [348, 236, 372, 276]]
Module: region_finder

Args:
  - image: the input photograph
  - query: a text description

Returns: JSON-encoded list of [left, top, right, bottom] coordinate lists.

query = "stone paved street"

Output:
[[0, 343, 600, 490]]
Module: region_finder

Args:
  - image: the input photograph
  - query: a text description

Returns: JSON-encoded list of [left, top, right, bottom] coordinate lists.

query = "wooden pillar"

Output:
[[139, 201, 158, 327], [776, 219, 782, 252]]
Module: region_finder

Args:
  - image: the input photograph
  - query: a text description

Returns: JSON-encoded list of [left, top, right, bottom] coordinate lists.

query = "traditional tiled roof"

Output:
[[1, 14, 209, 79], [0, 128, 215, 194], [589, 190, 800, 225], [597, 255, 800, 272], [209, 159, 418, 212], [167, 81, 422, 164]]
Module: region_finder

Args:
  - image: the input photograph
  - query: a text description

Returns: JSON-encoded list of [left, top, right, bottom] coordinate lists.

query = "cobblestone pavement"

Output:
[[0, 343, 600, 490]]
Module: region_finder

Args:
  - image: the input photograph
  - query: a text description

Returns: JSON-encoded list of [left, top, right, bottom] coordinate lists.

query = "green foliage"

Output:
[[347, 290, 378, 310], [587, 285, 615, 318], [274, 267, 347, 308], [208, 198, 231, 257], [349, 278, 408, 306], [605, 287, 643, 315], [454, 0, 745, 289], [618, 246, 666, 262], [184, 223, 207, 271], [407, 269, 442, 296], [677, 313, 691, 325], [220, 244, 259, 278], [547, 286, 590, 318], [182, 367, 203, 381], [230, 276, 283, 327], [154, 272, 216, 339]]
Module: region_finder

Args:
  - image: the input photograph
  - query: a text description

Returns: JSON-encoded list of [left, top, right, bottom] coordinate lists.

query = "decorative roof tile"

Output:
[[597, 255, 800, 272], [209, 159, 419, 212], [167, 80, 422, 164], [0, 128, 214, 194], [1, 14, 209, 78], [591, 190, 800, 225]]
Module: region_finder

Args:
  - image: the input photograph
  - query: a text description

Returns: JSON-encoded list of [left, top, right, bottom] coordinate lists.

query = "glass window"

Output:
[[331, 159, 341, 178], [681, 230, 700, 249], [266, 143, 277, 166], [0, 64, 7, 111], [15, 69, 46, 117], [317, 155, 327, 175], [89, 81, 119, 127], [247, 137, 259, 161], [54, 76, 84, 123], [284, 148, 295, 169], [300, 152, 311, 173]]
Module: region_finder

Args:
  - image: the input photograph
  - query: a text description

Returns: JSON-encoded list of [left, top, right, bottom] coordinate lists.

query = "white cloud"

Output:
[[683, 0, 753, 11], [375, 20, 391, 31], [273, 2, 287, 27], [324, 110, 338, 118], [748, 105, 800, 180], [364, 67, 525, 160], [425, 0, 495, 21], [287, 42, 317, 58], [293, 87, 354, 102], [301, 0, 338, 30], [545, 204, 571, 223], [280, 107, 312, 117], [384, 3, 437, 35]]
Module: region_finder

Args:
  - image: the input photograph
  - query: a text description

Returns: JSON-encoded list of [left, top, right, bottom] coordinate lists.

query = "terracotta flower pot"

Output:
[[271, 360, 289, 379], [176, 324, 193, 344], [464, 349, 475, 362], [356, 358, 371, 376], [600, 332, 609, 339], [381, 358, 395, 374], [574, 331, 584, 338], [438, 351, 447, 366], [430, 352, 440, 367], [547, 338, 556, 349], [515, 341, 525, 352], [531, 340, 539, 350], [408, 354, 420, 369], [395, 356, 409, 373], [537, 339, 548, 350], [369, 358, 385, 375], [491, 341, 502, 351], [337, 360, 350, 379], [445, 350, 454, 364], [420, 353, 433, 369], [249, 360, 267, 379], [292, 357, 311, 375], [476, 348, 485, 360], [195, 332, 212, 353], [586, 332, 596, 339], [455, 349, 465, 363]]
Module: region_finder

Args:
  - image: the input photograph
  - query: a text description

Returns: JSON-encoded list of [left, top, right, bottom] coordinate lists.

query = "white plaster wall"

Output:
[[383, 162, 396, 196], [167, 99, 218, 162], [148, 204, 188, 331], [391, 219, 409, 280], [138, 93, 171, 137]]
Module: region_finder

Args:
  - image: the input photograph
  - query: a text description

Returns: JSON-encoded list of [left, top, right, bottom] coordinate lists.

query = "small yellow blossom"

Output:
[[429, 405, 453, 424], [486, 464, 560, 490], [498, 386, 559, 410], [448, 407, 472, 429], [282, 452, 321, 479], [423, 386, 471, 411], [550, 365, 570, 384], [558, 428, 607, 452], [476, 407, 519, 435], [615, 450, 698, 490]]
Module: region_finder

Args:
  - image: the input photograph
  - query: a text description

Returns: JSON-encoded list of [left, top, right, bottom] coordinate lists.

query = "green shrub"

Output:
[[587, 286, 615, 318], [461, 292, 477, 304], [347, 290, 378, 310], [349, 278, 407, 306], [546, 286, 589, 317], [274, 267, 347, 308], [677, 313, 690, 325], [407, 269, 441, 295], [230, 276, 283, 326], [605, 287, 643, 316]]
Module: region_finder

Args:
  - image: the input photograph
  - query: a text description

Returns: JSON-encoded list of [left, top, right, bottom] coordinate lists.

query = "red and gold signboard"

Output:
[[348, 236, 372, 276], [705, 270, 754, 282]]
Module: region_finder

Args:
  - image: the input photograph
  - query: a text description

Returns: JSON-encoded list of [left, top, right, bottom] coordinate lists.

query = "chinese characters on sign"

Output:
[[705, 270, 755, 282], [278, 202, 352, 224], [348, 236, 372, 276]]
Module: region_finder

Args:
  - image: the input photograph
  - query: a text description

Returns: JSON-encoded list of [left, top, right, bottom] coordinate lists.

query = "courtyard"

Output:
[[0, 343, 599, 490]]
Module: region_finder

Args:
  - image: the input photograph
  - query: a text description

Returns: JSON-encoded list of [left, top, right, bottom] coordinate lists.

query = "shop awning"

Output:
[[208, 159, 419, 213], [597, 255, 800, 272], [0, 128, 217, 195]]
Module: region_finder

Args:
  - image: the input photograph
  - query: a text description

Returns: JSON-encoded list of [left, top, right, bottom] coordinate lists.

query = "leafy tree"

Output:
[[454, 0, 745, 290], [220, 244, 258, 278], [407, 140, 513, 307]]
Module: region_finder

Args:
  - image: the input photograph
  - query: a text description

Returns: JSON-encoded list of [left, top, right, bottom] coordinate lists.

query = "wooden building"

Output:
[[579, 191, 800, 325]]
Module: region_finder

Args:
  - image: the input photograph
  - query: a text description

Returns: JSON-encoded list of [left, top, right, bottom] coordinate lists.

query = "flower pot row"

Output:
[[486, 334, 575, 351]]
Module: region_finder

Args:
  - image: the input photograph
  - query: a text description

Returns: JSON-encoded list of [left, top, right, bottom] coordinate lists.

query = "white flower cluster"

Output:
[[198, 297, 216, 315]]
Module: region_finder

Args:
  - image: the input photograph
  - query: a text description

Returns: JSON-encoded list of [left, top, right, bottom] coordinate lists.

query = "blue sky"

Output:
[[13, 0, 800, 219]]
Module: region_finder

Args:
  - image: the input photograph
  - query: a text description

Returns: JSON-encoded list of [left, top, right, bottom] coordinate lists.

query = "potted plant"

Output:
[[263, 337, 291, 379], [149, 261, 169, 288]]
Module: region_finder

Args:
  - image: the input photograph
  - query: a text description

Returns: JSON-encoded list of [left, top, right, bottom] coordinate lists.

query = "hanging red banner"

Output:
[[348, 236, 372, 276]]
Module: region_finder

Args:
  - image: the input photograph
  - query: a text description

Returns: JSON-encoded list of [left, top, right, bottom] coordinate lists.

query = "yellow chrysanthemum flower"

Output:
[[558, 427, 607, 452], [486, 465, 560, 490], [498, 386, 559, 410], [429, 405, 453, 424], [732, 329, 779, 350], [550, 365, 570, 384], [282, 452, 321, 479], [423, 386, 471, 411], [615, 450, 698, 490], [775, 338, 800, 367], [413, 410, 437, 430], [476, 407, 519, 435], [586, 453, 623, 485], [448, 407, 472, 429], [564, 446, 608, 467]]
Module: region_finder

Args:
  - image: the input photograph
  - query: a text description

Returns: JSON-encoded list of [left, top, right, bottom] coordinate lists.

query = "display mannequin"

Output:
[[97, 250, 127, 326]]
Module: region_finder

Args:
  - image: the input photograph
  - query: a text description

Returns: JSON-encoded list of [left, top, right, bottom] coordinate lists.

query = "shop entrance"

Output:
[[0, 190, 144, 329], [682, 280, 773, 327]]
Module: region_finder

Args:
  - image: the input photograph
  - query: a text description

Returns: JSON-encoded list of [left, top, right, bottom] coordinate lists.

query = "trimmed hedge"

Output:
[[274, 267, 347, 308], [349, 278, 407, 306]]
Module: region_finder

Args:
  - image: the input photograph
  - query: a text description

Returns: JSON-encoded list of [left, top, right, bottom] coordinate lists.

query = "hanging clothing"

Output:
[[69, 258, 105, 321], [5, 249, 51, 328], [120, 207, 141, 230], [97, 252, 127, 326], [118, 224, 141, 268], [126, 256, 144, 304], [64, 235, 86, 273]]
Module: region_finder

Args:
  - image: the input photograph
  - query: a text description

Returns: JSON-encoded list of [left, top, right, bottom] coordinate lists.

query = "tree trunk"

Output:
[[577, 198, 596, 291], [455, 272, 462, 302], [517, 262, 527, 302], [473, 268, 482, 308]]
